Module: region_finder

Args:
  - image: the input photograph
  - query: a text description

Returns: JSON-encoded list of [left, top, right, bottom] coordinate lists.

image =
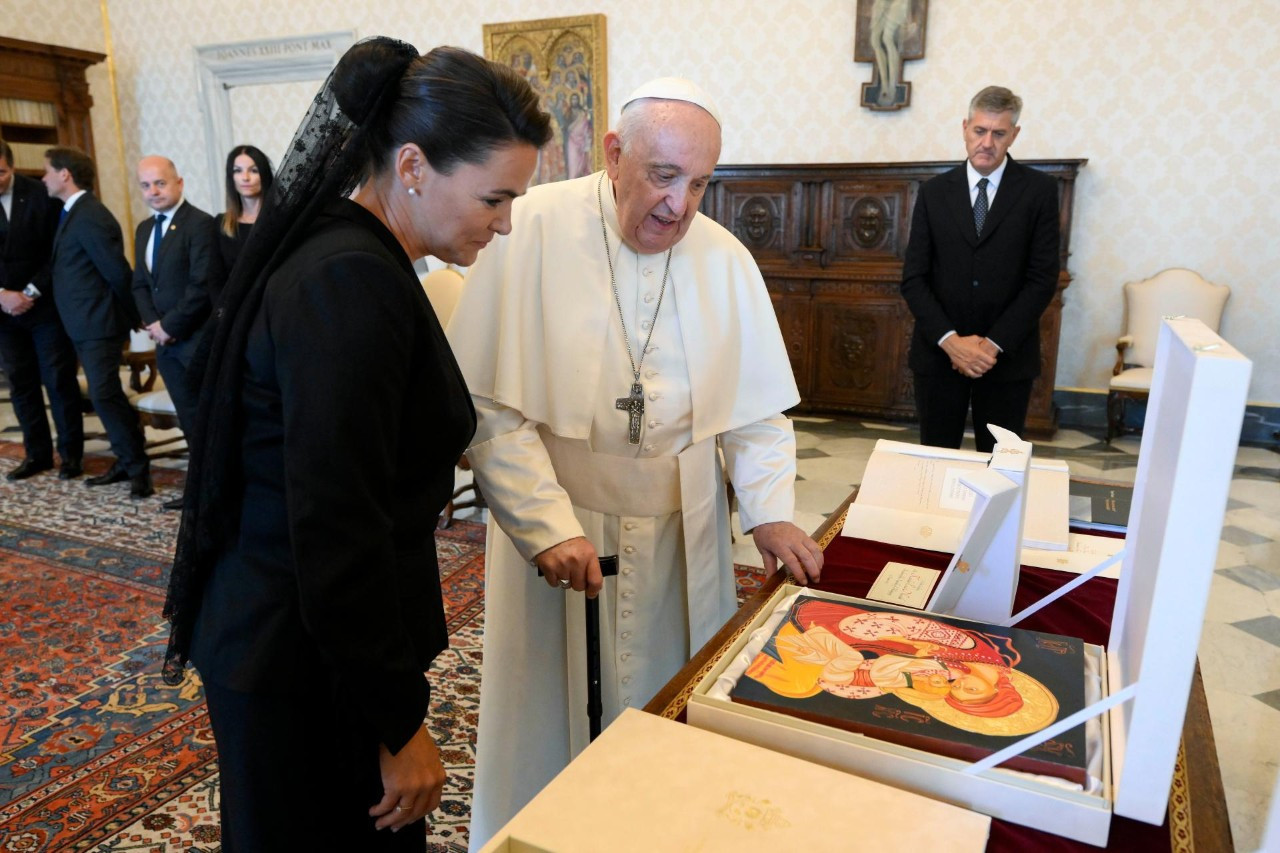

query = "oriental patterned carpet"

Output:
[[0, 443, 766, 852]]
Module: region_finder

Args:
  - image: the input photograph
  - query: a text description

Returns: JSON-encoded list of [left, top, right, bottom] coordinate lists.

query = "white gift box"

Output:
[[479, 708, 991, 853], [688, 319, 1251, 846]]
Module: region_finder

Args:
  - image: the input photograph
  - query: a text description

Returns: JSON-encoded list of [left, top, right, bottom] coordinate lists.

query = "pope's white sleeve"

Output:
[[720, 413, 797, 533], [465, 395, 586, 563]]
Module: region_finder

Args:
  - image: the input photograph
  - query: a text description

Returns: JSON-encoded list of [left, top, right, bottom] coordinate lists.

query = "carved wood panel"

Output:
[[811, 299, 901, 408], [716, 181, 803, 263], [768, 286, 812, 395], [825, 180, 910, 263]]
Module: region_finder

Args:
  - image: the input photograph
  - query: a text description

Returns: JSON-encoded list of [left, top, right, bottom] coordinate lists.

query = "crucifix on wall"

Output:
[[854, 0, 928, 111]]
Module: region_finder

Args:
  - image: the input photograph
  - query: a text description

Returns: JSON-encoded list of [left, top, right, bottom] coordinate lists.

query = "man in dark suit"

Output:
[[0, 141, 85, 480], [901, 85, 1060, 454], [131, 157, 212, 433], [42, 146, 152, 497]]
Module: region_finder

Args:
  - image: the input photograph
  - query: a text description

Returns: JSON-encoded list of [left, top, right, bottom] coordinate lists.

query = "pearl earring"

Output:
[[407, 187, 418, 196]]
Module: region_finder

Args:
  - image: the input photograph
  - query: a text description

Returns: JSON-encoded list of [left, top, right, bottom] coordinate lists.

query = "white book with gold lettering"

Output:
[[480, 708, 990, 853]]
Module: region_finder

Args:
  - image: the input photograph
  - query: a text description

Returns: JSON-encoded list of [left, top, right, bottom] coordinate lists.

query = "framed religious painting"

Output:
[[854, 0, 927, 110], [483, 14, 607, 186]]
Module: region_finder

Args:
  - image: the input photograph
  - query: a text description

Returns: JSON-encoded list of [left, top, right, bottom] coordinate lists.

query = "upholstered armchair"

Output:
[[1108, 268, 1230, 442], [421, 267, 484, 528]]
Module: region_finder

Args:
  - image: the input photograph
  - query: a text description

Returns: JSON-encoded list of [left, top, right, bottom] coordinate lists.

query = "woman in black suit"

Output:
[[207, 144, 274, 305], [161, 38, 551, 852]]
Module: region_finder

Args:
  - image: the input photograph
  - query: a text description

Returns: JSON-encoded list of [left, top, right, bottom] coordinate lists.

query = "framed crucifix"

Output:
[[854, 0, 928, 111]]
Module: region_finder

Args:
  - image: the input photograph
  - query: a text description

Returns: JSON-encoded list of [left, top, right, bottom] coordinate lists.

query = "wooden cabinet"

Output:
[[701, 161, 1085, 437], [0, 36, 105, 183]]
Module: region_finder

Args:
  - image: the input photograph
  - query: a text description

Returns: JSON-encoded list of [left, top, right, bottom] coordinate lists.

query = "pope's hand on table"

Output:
[[752, 521, 824, 585]]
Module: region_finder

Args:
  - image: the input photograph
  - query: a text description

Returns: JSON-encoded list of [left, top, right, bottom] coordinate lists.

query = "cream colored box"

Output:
[[480, 708, 990, 853], [689, 319, 1252, 847]]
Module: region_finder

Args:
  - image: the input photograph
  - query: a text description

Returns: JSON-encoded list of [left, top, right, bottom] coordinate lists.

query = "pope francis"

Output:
[[447, 77, 824, 849]]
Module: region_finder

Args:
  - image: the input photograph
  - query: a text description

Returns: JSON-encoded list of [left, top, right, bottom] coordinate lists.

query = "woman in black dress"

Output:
[[161, 38, 551, 851], [207, 144, 273, 304]]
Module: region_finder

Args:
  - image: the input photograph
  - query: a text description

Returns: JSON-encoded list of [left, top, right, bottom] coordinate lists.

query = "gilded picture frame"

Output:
[[483, 14, 608, 185]]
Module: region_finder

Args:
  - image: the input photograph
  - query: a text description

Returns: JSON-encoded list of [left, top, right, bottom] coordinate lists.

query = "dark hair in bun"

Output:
[[335, 40, 552, 177], [332, 37, 418, 126]]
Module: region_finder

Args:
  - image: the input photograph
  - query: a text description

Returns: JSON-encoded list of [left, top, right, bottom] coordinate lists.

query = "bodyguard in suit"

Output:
[[901, 85, 1060, 453], [0, 141, 85, 480], [131, 156, 212, 436], [42, 146, 152, 498]]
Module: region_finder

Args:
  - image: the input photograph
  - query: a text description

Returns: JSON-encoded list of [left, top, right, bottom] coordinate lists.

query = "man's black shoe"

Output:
[[59, 458, 84, 480], [6, 458, 54, 481], [85, 463, 129, 486], [161, 495, 183, 511], [130, 471, 154, 499]]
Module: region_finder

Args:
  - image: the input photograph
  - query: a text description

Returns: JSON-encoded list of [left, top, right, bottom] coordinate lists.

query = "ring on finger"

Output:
[[558, 578, 572, 589]]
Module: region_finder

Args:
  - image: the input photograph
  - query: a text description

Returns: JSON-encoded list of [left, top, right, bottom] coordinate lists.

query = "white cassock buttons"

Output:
[[624, 545, 636, 554]]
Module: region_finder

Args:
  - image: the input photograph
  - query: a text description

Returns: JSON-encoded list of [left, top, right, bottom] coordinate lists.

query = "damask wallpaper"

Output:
[[6, 0, 1278, 404]]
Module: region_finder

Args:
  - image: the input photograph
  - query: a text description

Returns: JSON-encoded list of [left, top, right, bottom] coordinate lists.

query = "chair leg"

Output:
[[1106, 391, 1123, 444]]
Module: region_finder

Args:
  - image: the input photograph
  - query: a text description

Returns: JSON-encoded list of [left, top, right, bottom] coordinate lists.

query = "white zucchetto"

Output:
[[621, 77, 722, 126]]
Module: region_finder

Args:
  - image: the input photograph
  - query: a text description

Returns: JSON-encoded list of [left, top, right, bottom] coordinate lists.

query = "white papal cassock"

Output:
[[447, 172, 800, 850]]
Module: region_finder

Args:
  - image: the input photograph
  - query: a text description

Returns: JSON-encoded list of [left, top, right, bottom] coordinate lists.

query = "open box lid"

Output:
[[1106, 318, 1251, 822]]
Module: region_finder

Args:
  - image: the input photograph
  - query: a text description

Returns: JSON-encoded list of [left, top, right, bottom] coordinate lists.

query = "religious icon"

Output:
[[854, 0, 928, 111], [730, 595, 1089, 783], [484, 15, 608, 185]]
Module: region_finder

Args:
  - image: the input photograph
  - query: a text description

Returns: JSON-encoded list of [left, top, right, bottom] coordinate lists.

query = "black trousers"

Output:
[[155, 338, 198, 433], [913, 370, 1034, 453], [202, 678, 427, 853], [0, 316, 83, 462], [73, 336, 148, 475]]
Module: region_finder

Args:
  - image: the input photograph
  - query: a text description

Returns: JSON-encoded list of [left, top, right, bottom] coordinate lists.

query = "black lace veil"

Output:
[[161, 37, 418, 684]]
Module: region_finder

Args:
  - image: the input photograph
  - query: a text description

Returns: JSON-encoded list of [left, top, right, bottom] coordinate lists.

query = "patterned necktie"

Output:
[[151, 213, 167, 271], [974, 177, 990, 237]]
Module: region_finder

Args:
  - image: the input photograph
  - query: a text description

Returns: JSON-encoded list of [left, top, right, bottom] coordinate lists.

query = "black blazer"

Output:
[[132, 201, 214, 341], [50, 192, 138, 343], [901, 155, 1060, 382], [0, 174, 63, 330], [189, 199, 476, 753]]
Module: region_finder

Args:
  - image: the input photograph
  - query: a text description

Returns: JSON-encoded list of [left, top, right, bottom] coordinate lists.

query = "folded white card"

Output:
[[865, 561, 941, 608]]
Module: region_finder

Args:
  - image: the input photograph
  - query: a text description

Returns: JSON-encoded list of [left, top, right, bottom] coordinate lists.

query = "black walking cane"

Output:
[[586, 555, 619, 741], [538, 555, 620, 742]]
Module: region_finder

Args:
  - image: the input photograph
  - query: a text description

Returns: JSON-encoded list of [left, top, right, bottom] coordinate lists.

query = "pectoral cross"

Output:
[[615, 382, 645, 445]]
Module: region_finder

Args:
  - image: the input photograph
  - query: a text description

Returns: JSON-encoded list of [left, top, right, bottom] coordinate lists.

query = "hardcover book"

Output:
[[729, 596, 1089, 784], [1069, 479, 1133, 532]]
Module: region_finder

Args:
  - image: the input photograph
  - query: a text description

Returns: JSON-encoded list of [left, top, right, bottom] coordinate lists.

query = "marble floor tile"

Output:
[[1234, 444, 1280, 469], [1231, 478, 1280, 513], [859, 421, 911, 432], [1219, 565, 1280, 594], [793, 429, 826, 450], [809, 436, 882, 457], [1234, 614, 1280, 647], [1266, 588, 1280, 620], [1198, 621, 1280, 696], [1203, 574, 1273, 624], [1222, 526, 1275, 547], [1202, 688, 1280, 797], [1215, 542, 1253, 571], [796, 455, 871, 486], [1225, 507, 1280, 541], [1038, 428, 1101, 450], [793, 479, 860, 518]]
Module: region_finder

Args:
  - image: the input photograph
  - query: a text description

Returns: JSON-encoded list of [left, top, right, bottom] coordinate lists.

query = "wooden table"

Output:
[[644, 491, 1233, 852]]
